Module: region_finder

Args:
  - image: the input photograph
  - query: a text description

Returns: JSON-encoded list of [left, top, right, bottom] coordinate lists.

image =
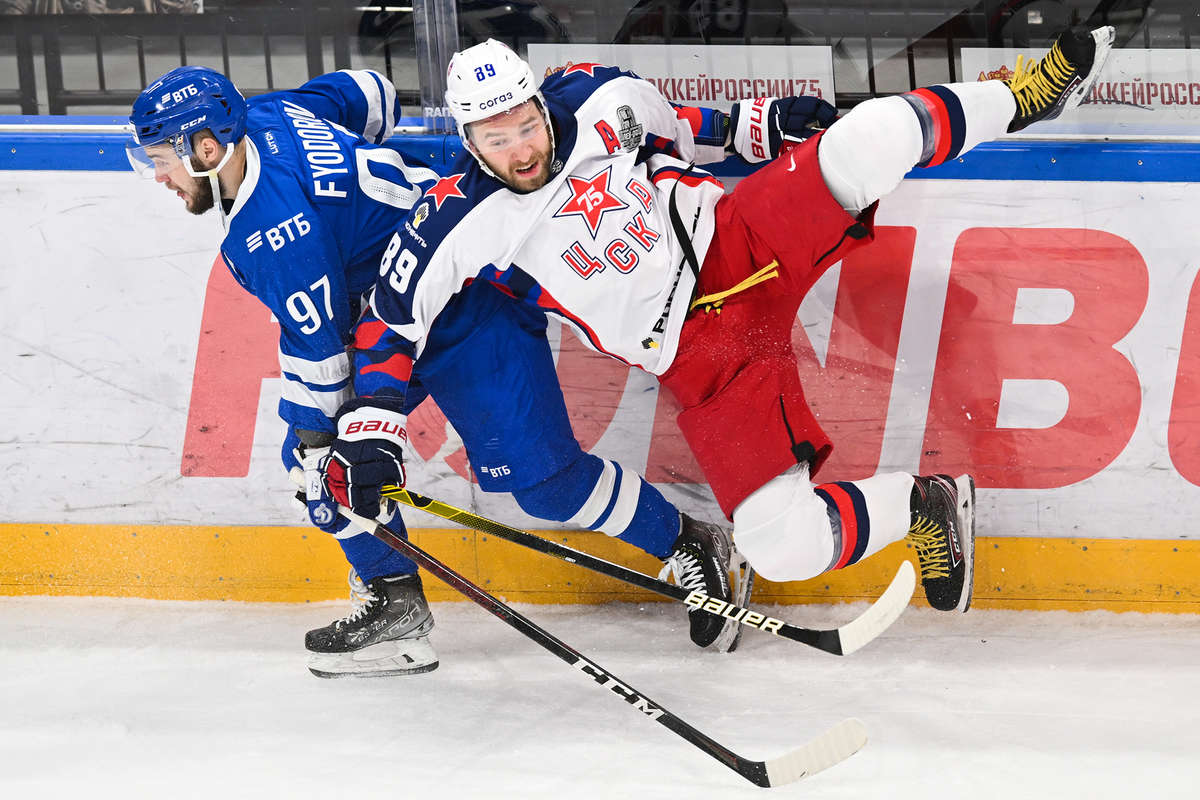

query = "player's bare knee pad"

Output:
[[732, 465, 836, 582]]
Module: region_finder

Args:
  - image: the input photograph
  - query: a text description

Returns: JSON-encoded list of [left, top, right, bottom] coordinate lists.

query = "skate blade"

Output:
[[953, 474, 976, 614], [713, 550, 756, 654], [1053, 26, 1115, 122], [307, 636, 439, 678]]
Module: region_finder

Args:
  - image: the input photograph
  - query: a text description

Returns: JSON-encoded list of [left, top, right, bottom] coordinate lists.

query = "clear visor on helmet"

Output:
[[127, 132, 192, 179], [126, 132, 232, 179], [465, 100, 548, 155]]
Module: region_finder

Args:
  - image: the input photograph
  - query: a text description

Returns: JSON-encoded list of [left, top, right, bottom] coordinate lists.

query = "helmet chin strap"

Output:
[[209, 169, 229, 232], [183, 142, 237, 231], [466, 140, 500, 181], [541, 98, 557, 172]]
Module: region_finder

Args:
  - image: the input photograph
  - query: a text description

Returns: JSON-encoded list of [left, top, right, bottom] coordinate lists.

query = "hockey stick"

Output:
[[380, 485, 915, 657], [338, 504, 868, 787]]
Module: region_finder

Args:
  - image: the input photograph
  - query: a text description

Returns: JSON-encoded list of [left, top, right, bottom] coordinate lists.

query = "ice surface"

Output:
[[1, 596, 1197, 799]]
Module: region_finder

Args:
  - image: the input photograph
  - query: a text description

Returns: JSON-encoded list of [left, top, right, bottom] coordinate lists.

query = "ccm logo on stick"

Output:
[[572, 658, 665, 719]]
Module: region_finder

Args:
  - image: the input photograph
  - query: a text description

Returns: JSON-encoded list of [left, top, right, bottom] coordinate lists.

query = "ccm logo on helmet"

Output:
[[478, 91, 514, 111]]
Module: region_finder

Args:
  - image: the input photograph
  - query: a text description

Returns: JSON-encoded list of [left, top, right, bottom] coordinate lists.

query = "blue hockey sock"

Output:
[[612, 478, 681, 559], [334, 508, 418, 582], [513, 453, 681, 559]]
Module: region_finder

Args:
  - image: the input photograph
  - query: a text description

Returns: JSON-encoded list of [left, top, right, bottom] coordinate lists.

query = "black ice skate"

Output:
[[1005, 25, 1115, 133], [907, 474, 975, 613], [305, 570, 438, 678], [659, 515, 745, 650]]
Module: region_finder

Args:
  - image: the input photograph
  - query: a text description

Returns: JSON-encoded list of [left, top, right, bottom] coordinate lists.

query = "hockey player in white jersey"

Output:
[[127, 65, 749, 677], [320, 27, 1116, 614]]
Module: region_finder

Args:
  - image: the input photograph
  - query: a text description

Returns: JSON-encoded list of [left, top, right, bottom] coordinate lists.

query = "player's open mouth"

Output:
[[515, 162, 539, 176]]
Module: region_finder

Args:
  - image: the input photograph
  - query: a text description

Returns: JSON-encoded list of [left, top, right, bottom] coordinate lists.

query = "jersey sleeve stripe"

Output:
[[369, 69, 398, 141], [671, 103, 728, 147], [650, 164, 724, 190], [280, 375, 354, 417], [339, 69, 385, 143], [280, 371, 352, 393], [278, 351, 351, 385]]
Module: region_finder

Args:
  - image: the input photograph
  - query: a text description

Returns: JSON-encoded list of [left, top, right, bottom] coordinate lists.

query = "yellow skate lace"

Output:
[[1006, 43, 1075, 119], [907, 518, 950, 580]]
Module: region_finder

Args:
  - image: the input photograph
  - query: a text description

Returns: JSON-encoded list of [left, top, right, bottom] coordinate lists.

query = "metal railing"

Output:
[[1, 0, 1196, 117], [0, 2, 417, 115]]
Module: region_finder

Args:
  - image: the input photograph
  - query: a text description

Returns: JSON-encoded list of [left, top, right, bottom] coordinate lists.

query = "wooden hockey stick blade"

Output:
[[338, 505, 867, 788], [380, 485, 914, 656], [834, 559, 916, 656], [763, 718, 869, 786]]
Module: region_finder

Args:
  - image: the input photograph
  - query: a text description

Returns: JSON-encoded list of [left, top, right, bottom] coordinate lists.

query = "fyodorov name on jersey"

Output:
[[281, 100, 352, 200]]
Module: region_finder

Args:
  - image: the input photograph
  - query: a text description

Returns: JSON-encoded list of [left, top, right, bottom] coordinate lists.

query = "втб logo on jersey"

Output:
[[247, 212, 310, 253], [554, 166, 628, 239], [425, 173, 467, 210]]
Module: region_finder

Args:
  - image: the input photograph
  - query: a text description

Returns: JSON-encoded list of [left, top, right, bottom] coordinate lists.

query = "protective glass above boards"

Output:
[[8, 0, 1198, 138]]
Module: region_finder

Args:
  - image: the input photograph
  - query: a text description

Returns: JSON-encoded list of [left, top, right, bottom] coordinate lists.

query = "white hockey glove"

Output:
[[289, 431, 350, 534]]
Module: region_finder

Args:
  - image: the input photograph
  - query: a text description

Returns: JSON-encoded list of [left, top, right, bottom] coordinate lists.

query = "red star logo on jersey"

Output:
[[425, 173, 466, 210], [562, 62, 604, 77], [553, 167, 629, 239]]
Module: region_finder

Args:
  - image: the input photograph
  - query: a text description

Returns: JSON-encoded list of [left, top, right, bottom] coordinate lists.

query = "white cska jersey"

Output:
[[370, 63, 729, 375]]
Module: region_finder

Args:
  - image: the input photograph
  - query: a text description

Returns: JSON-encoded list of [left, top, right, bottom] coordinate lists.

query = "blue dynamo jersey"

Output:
[[218, 70, 438, 436]]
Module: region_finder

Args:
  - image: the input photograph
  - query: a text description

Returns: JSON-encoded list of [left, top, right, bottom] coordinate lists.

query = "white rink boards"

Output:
[[5, 171, 1200, 541]]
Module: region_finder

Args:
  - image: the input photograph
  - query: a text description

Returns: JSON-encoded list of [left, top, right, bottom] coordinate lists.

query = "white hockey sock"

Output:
[[818, 80, 1016, 214], [732, 467, 916, 582]]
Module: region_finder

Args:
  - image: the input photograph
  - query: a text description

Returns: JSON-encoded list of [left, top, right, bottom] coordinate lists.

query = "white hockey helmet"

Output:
[[445, 38, 555, 175]]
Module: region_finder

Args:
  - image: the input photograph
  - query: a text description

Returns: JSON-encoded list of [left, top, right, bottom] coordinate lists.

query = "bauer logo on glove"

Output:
[[322, 400, 409, 520], [728, 95, 839, 164], [343, 417, 408, 440]]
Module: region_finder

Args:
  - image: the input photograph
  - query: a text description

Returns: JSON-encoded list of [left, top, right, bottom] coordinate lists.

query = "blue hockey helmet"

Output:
[[127, 65, 247, 178]]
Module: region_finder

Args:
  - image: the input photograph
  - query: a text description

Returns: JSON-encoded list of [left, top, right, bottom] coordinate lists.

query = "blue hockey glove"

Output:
[[323, 400, 408, 521], [728, 96, 839, 164]]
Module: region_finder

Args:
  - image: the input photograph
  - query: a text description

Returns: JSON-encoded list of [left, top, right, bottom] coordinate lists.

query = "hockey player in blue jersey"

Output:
[[126, 65, 750, 677]]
